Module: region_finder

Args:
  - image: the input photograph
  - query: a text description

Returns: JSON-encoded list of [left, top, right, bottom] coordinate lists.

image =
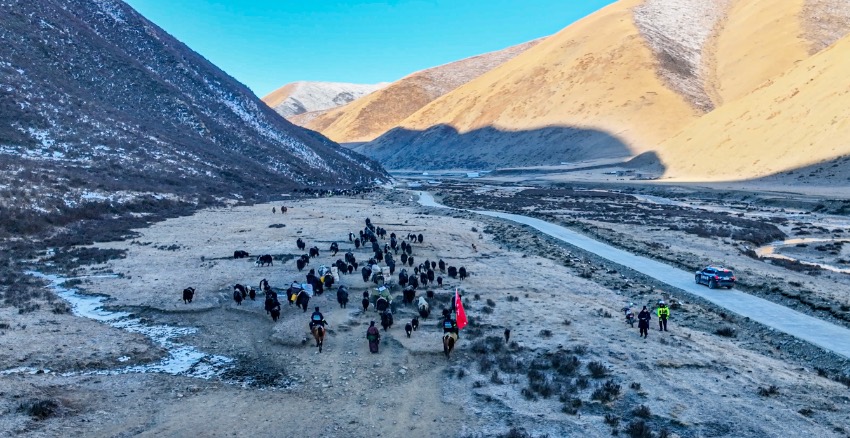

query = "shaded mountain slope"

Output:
[[0, 0, 387, 236], [358, 0, 850, 172], [361, 0, 699, 169]]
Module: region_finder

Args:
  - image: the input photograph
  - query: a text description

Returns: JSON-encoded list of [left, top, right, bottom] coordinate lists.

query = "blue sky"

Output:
[[124, 0, 616, 97]]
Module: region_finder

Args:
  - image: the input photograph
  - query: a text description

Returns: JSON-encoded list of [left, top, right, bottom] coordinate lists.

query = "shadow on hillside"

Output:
[[745, 154, 850, 187], [353, 124, 635, 170]]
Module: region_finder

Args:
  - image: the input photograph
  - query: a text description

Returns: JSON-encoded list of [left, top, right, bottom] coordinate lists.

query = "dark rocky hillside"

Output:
[[0, 0, 387, 237]]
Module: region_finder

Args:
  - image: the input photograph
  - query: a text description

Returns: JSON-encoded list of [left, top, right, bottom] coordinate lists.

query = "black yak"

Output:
[[309, 246, 320, 258], [354, 238, 361, 249], [233, 250, 249, 259], [420, 272, 428, 286], [330, 242, 339, 256], [361, 266, 372, 283], [362, 297, 370, 312], [182, 287, 195, 304], [405, 322, 412, 338], [248, 288, 256, 301], [411, 317, 419, 331], [402, 285, 415, 304], [409, 276, 419, 289], [270, 305, 281, 322], [417, 297, 430, 318], [323, 274, 335, 289], [400, 253, 408, 265], [459, 267, 468, 281], [427, 269, 435, 283], [233, 288, 243, 305], [376, 297, 389, 313], [438, 259, 446, 272], [398, 270, 408, 288], [448, 266, 458, 278], [408, 256, 414, 267], [296, 290, 310, 312], [504, 328, 511, 344], [417, 233, 423, 243], [337, 286, 349, 308], [296, 238, 306, 251], [437, 276, 443, 287], [257, 254, 273, 267], [380, 310, 393, 331]]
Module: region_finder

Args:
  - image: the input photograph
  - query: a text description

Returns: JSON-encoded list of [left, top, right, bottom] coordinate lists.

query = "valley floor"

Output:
[[2, 188, 850, 437]]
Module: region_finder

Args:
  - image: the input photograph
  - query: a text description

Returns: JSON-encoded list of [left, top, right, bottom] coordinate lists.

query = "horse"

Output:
[[311, 324, 326, 353], [443, 332, 457, 359]]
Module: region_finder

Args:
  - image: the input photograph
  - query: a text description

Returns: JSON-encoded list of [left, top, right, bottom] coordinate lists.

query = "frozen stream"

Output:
[[755, 238, 850, 274], [2, 272, 233, 378]]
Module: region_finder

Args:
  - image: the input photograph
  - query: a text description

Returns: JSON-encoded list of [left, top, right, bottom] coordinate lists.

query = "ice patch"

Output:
[[15, 272, 236, 381]]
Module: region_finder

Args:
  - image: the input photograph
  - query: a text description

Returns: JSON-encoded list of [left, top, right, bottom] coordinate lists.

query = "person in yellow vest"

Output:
[[657, 300, 670, 331]]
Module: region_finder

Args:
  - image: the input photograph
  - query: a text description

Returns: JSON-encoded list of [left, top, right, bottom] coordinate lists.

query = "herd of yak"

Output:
[[181, 216, 470, 344]]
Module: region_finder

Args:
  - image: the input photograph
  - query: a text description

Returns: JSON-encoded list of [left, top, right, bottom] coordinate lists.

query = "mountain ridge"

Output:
[[0, 0, 387, 236]]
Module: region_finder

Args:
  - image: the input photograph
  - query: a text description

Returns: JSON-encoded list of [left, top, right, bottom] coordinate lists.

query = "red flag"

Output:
[[455, 289, 467, 330]]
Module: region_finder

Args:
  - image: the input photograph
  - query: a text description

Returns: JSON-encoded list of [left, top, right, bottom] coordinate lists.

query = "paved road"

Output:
[[418, 192, 850, 359]]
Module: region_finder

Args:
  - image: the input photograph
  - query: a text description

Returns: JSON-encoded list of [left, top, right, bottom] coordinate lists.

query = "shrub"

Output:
[[632, 405, 651, 418], [562, 397, 581, 415], [799, 408, 814, 417], [604, 413, 620, 427], [626, 421, 653, 438], [498, 428, 531, 438], [17, 399, 59, 420], [486, 298, 496, 307], [757, 385, 779, 397], [591, 380, 621, 403], [630, 382, 641, 390], [490, 371, 504, 385], [715, 327, 736, 337], [539, 329, 553, 338], [576, 376, 589, 389], [587, 361, 609, 378]]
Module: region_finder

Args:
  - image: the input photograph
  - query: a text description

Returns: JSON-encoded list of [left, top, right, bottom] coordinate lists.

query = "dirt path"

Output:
[[419, 191, 850, 359]]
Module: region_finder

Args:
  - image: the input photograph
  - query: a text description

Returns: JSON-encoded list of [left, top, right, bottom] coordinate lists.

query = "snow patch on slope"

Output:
[[633, 0, 732, 111], [269, 81, 387, 118]]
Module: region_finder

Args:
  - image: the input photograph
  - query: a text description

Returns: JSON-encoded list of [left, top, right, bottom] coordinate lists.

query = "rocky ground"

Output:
[[2, 187, 850, 437]]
